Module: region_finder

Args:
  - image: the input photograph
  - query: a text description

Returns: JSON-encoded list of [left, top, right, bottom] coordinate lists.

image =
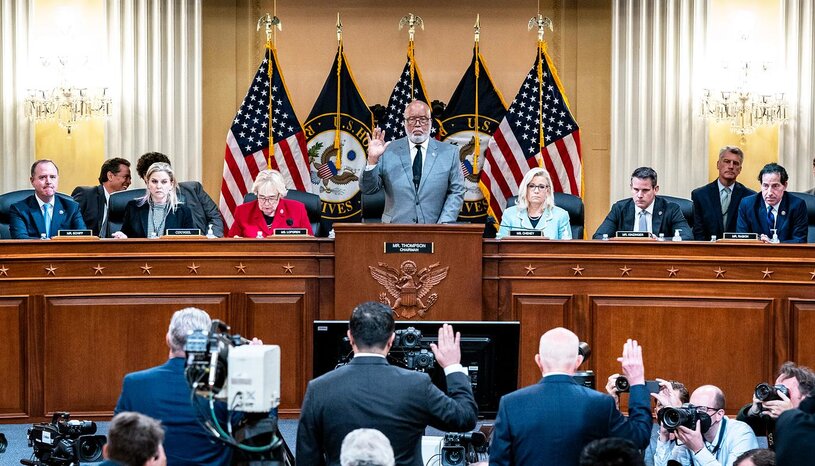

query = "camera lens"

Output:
[[755, 383, 773, 402], [615, 376, 630, 392]]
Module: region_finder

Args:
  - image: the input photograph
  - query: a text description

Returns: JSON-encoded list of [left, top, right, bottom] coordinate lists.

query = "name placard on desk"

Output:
[[56, 229, 93, 237], [508, 230, 545, 237], [384, 242, 434, 254], [273, 228, 309, 236], [723, 232, 759, 240], [165, 228, 202, 236], [616, 231, 650, 238]]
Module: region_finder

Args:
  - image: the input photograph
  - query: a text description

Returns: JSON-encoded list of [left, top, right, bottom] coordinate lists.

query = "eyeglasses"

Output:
[[527, 184, 550, 191], [257, 194, 280, 203], [405, 116, 430, 126], [696, 405, 723, 414]]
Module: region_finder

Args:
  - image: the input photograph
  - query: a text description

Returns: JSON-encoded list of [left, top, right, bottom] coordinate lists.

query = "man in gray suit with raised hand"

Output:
[[361, 100, 465, 224]]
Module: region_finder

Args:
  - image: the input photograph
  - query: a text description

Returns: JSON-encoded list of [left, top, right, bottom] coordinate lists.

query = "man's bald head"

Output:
[[691, 384, 726, 410], [536, 327, 582, 374]]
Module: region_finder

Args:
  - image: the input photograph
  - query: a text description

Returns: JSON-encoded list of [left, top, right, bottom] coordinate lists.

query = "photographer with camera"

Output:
[[296, 301, 477, 466], [774, 392, 815, 466], [651, 385, 757, 466], [100, 412, 166, 466], [489, 328, 652, 466], [735, 361, 815, 449]]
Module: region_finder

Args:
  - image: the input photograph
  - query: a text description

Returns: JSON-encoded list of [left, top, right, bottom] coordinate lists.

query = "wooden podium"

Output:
[[332, 223, 484, 320]]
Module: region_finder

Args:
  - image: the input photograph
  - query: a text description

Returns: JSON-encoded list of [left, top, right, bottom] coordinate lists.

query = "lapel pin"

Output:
[[781, 211, 786, 216], [658, 211, 663, 216], [59, 210, 64, 215]]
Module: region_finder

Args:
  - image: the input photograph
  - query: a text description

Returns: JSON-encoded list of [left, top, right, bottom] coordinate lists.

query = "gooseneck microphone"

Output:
[[286, 218, 294, 226]]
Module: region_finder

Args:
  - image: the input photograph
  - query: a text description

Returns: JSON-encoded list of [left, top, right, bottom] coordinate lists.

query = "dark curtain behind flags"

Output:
[[219, 47, 312, 231], [379, 47, 438, 142], [480, 44, 582, 224], [304, 48, 373, 227], [438, 49, 507, 223]]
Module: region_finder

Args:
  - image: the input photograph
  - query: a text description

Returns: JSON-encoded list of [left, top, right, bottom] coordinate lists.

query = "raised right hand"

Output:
[[366, 127, 390, 165]]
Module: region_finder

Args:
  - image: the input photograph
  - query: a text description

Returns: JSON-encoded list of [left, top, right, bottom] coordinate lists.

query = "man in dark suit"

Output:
[[114, 308, 231, 466], [100, 411, 166, 466], [775, 393, 815, 466], [296, 301, 477, 466], [71, 157, 132, 237], [691, 146, 755, 240], [9, 159, 87, 239], [489, 328, 652, 466], [361, 100, 465, 223], [593, 167, 692, 240], [136, 152, 224, 236], [736, 163, 808, 243]]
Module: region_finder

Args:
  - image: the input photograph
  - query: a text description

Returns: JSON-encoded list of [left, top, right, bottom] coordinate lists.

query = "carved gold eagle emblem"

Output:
[[368, 260, 449, 318]]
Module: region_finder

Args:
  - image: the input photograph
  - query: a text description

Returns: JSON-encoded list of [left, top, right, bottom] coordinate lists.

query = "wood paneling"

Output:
[[0, 297, 27, 418], [790, 300, 815, 368], [513, 295, 571, 388]]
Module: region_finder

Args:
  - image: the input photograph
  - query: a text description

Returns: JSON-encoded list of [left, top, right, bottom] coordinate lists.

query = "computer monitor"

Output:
[[312, 320, 520, 418]]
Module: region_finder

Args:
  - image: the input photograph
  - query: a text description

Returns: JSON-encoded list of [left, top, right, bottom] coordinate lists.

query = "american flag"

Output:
[[219, 48, 311, 229], [480, 48, 582, 223], [380, 55, 437, 141]]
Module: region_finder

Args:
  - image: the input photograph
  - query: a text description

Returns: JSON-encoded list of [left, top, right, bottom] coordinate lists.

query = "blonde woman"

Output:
[[497, 167, 572, 239], [114, 162, 194, 238], [227, 169, 313, 237]]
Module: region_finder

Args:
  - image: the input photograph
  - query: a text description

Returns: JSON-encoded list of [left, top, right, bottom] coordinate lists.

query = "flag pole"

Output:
[[473, 14, 481, 174], [399, 13, 424, 100], [257, 11, 282, 169], [528, 13, 553, 167], [335, 12, 343, 169]]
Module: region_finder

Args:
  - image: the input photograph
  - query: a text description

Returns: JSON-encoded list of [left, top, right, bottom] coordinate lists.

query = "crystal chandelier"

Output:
[[24, 57, 111, 134], [700, 61, 787, 136]]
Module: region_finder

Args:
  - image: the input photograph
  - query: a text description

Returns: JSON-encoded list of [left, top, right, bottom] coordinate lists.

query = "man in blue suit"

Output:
[[9, 159, 86, 239], [361, 100, 465, 224], [691, 146, 755, 241], [489, 328, 653, 466], [736, 163, 808, 243], [114, 308, 231, 466]]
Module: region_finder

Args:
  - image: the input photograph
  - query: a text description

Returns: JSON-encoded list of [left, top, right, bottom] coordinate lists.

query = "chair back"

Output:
[[243, 190, 323, 236], [108, 189, 147, 234], [361, 190, 386, 223], [792, 192, 815, 243], [659, 195, 694, 230], [505, 192, 585, 238]]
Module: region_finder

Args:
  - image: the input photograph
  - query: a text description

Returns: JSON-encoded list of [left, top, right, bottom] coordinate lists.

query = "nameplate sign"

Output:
[[273, 228, 308, 236], [508, 230, 544, 237], [384, 242, 434, 254], [616, 231, 650, 238], [165, 228, 202, 236], [723, 232, 759, 240], [56, 229, 93, 237]]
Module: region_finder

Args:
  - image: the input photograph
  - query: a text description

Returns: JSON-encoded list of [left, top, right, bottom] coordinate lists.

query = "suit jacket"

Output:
[[691, 180, 755, 240], [775, 395, 815, 466], [736, 192, 808, 243], [120, 199, 195, 238], [497, 205, 572, 239], [360, 138, 465, 224], [9, 195, 87, 239], [592, 197, 693, 240], [71, 184, 110, 236], [178, 181, 224, 237], [805, 187, 815, 196], [489, 374, 653, 466], [295, 356, 478, 466], [115, 358, 231, 466], [227, 197, 313, 237]]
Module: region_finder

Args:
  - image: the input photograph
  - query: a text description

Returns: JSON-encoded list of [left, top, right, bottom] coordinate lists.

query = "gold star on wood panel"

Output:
[[140, 263, 153, 275], [45, 264, 58, 276], [187, 263, 200, 274], [572, 265, 585, 276], [0, 265, 8, 277], [714, 267, 726, 278], [810, 270, 815, 280], [282, 263, 295, 274], [619, 265, 631, 277], [524, 264, 536, 276], [762, 268, 774, 279], [235, 263, 247, 274], [667, 267, 679, 278], [92, 264, 105, 275]]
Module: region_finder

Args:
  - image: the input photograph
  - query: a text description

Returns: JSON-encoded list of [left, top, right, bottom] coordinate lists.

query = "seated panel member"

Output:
[[113, 162, 194, 238], [72, 157, 132, 237], [736, 163, 808, 243], [497, 167, 572, 239], [9, 159, 86, 239], [691, 146, 755, 240], [227, 169, 313, 237], [592, 167, 692, 240]]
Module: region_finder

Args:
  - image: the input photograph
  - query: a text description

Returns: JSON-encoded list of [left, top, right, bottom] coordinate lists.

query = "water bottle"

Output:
[[673, 230, 683, 242], [206, 224, 216, 239], [710, 235, 717, 242], [256, 231, 264, 239], [770, 229, 780, 244], [601, 233, 609, 241], [658, 233, 665, 242]]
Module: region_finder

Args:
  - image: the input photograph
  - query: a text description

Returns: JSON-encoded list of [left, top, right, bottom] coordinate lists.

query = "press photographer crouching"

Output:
[[736, 361, 815, 449]]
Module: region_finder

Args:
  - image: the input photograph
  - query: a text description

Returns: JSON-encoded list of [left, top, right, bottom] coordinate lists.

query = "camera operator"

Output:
[[100, 412, 166, 466], [774, 391, 815, 466], [735, 361, 815, 448], [640, 380, 692, 466], [296, 301, 477, 466], [652, 384, 757, 466], [489, 328, 653, 466]]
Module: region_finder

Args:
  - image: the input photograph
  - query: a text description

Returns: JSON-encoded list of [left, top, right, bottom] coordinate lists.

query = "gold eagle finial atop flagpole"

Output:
[[528, 13, 554, 160], [399, 13, 424, 101], [257, 11, 283, 168], [527, 14, 553, 42]]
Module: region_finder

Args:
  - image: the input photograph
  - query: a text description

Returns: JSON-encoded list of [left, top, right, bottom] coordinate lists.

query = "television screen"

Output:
[[312, 320, 520, 418]]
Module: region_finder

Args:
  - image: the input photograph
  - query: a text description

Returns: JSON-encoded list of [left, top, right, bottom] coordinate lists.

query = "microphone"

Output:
[[286, 218, 294, 226]]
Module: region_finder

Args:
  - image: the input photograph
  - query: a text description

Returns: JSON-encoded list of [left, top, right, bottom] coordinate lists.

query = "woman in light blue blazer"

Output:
[[497, 167, 572, 239]]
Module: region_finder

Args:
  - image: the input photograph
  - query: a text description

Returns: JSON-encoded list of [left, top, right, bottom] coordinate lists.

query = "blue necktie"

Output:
[[43, 203, 52, 237], [767, 205, 775, 231]]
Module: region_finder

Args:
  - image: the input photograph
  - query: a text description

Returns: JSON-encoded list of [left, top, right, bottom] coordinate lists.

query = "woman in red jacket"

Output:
[[227, 169, 313, 237]]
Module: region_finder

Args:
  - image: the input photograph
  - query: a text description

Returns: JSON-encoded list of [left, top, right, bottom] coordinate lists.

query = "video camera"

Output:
[[572, 342, 595, 389], [657, 404, 713, 433], [20, 412, 106, 466], [392, 327, 436, 371], [441, 431, 488, 466], [755, 382, 790, 403]]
